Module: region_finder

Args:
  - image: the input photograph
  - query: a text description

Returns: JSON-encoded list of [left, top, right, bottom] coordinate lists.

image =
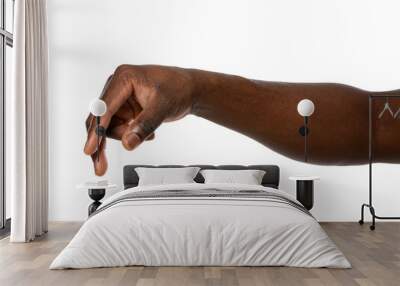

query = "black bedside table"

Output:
[[289, 176, 320, 210], [77, 183, 117, 216]]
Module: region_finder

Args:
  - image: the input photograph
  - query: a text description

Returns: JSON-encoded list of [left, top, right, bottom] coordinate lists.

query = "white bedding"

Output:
[[50, 183, 350, 269]]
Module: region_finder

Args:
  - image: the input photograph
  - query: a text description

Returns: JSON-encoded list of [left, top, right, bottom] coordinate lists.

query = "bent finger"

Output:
[[84, 70, 134, 155], [121, 103, 165, 151], [91, 137, 108, 176]]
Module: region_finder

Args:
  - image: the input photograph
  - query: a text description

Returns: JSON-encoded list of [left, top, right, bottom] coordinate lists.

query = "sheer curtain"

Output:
[[10, 0, 48, 242]]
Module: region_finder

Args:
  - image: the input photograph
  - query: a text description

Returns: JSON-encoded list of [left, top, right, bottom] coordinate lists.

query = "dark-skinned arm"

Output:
[[84, 65, 400, 176]]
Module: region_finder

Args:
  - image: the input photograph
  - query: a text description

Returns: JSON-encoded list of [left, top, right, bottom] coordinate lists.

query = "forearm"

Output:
[[191, 70, 267, 139], [189, 68, 400, 165]]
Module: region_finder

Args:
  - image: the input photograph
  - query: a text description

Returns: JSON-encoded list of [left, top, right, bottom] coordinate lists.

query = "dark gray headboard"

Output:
[[123, 165, 280, 189]]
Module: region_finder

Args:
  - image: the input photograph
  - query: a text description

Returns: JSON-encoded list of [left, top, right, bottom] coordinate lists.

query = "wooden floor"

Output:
[[0, 222, 399, 286]]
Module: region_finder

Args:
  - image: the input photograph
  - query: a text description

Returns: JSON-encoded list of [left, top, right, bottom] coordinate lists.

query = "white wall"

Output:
[[48, 0, 400, 221]]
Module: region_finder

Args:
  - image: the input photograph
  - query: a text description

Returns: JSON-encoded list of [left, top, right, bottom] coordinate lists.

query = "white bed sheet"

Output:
[[50, 183, 350, 269]]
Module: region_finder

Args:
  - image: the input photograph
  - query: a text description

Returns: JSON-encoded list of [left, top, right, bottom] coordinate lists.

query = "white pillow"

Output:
[[200, 169, 266, 185], [135, 167, 201, 186]]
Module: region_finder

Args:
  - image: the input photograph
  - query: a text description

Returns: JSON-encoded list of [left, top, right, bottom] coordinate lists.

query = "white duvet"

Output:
[[50, 183, 350, 269]]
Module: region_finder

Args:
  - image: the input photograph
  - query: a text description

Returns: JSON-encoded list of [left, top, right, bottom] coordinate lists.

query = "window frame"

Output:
[[0, 0, 13, 234]]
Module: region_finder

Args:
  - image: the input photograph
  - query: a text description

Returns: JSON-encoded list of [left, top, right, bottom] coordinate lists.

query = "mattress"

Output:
[[50, 183, 350, 269]]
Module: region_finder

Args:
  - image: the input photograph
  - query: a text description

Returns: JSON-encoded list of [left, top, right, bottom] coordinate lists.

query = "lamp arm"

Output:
[[304, 116, 308, 162]]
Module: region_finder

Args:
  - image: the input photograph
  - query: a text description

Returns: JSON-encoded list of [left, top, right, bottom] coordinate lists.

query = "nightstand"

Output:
[[289, 176, 320, 210], [77, 183, 117, 216]]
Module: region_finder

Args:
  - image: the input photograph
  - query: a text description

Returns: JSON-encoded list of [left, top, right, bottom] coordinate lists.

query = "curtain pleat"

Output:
[[10, 0, 48, 242]]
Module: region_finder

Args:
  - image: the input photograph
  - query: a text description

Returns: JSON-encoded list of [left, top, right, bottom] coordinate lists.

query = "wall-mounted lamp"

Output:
[[297, 99, 315, 162], [89, 99, 107, 162]]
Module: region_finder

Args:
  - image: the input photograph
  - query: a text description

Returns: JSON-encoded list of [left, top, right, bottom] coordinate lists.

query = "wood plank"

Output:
[[0, 222, 399, 286]]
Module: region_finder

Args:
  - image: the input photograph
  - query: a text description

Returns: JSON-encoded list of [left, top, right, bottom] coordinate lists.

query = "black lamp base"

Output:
[[296, 180, 314, 210], [88, 188, 105, 216]]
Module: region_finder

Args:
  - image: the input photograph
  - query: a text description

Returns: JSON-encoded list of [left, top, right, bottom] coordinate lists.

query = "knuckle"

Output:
[[115, 64, 130, 72], [115, 64, 133, 77], [114, 65, 135, 84], [138, 119, 158, 138]]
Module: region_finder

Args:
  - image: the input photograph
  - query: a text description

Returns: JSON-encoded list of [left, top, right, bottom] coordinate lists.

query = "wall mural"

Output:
[[84, 65, 400, 176]]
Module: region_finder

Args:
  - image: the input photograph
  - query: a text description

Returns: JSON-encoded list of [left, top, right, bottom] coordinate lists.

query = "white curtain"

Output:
[[10, 0, 48, 242]]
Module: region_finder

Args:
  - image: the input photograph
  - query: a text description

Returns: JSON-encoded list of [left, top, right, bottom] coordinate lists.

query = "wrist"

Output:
[[188, 69, 231, 116], [188, 68, 257, 117], [187, 69, 213, 115]]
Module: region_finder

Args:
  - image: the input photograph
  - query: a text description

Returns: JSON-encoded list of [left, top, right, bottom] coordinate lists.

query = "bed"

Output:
[[50, 165, 350, 269]]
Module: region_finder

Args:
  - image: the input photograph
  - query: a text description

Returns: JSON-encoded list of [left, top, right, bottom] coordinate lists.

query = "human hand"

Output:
[[84, 65, 195, 176]]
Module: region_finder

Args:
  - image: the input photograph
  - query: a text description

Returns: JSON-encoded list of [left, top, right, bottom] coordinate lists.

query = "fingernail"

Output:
[[123, 132, 141, 150]]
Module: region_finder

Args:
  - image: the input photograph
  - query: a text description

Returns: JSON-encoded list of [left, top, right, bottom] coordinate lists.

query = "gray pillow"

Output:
[[135, 167, 201, 186], [200, 169, 266, 185]]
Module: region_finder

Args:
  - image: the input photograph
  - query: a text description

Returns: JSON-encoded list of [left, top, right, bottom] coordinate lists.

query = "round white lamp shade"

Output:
[[89, 98, 107, 116], [297, 99, 315, 117]]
